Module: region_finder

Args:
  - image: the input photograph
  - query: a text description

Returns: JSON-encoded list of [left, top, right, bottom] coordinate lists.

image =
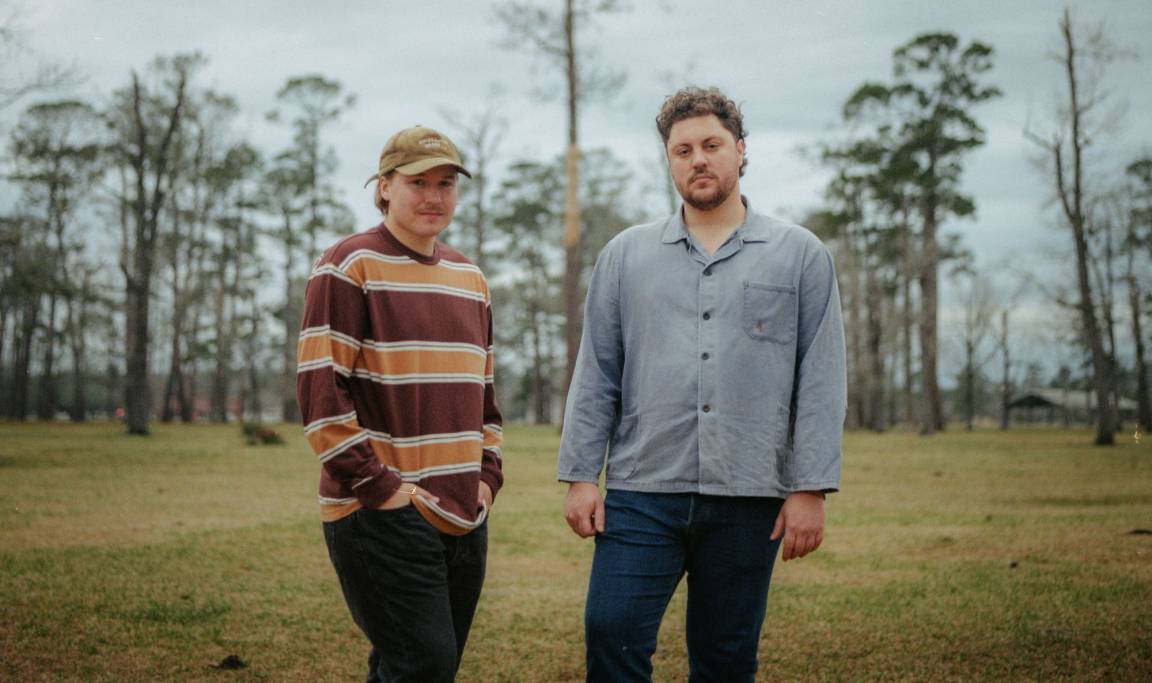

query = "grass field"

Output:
[[1, 422, 1150, 682]]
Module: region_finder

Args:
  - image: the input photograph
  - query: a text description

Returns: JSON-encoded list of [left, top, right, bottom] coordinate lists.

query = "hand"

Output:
[[478, 481, 494, 509], [769, 491, 825, 561], [564, 482, 604, 538], [377, 483, 436, 510]]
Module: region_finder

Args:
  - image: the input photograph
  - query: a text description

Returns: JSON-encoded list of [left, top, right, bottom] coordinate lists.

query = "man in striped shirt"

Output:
[[297, 125, 503, 682]]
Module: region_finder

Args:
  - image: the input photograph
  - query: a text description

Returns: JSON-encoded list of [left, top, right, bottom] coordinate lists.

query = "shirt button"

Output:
[[702, 312, 711, 320], [702, 404, 711, 413], [701, 352, 710, 360]]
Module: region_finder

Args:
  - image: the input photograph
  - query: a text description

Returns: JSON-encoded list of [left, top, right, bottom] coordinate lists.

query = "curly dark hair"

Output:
[[655, 86, 748, 176]]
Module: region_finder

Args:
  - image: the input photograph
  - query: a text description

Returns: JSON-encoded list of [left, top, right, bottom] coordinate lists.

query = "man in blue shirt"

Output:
[[557, 86, 847, 682]]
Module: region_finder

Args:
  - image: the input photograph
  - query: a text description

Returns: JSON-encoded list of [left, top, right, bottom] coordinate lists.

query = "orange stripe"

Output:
[[307, 419, 363, 455], [357, 347, 486, 376], [351, 258, 483, 292], [413, 498, 472, 536], [321, 501, 361, 522], [483, 430, 502, 450], [369, 438, 481, 470], [298, 334, 359, 368]]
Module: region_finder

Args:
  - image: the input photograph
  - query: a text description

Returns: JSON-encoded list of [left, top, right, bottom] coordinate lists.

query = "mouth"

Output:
[[690, 174, 716, 185]]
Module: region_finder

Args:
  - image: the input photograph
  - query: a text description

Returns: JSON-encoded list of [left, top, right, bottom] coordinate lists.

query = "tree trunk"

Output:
[[10, 297, 39, 420], [1055, 10, 1114, 445], [901, 215, 916, 429], [919, 156, 943, 435], [1130, 277, 1150, 431], [561, 0, 582, 414], [36, 289, 58, 420], [999, 310, 1011, 430], [865, 254, 885, 432]]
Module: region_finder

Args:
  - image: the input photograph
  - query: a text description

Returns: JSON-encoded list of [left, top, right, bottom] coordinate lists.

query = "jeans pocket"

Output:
[[742, 281, 797, 344]]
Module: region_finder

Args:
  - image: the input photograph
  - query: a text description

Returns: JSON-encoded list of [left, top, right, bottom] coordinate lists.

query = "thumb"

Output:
[[770, 508, 785, 541]]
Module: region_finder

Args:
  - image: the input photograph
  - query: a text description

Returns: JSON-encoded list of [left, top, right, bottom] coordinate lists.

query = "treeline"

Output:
[[1, 8, 1149, 442], [804, 15, 1151, 442]]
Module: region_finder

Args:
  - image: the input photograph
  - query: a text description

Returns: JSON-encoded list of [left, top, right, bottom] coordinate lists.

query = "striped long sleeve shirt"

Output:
[[297, 224, 503, 535]]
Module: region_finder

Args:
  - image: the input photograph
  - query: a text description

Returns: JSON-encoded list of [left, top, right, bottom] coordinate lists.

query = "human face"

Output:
[[666, 114, 744, 212], [380, 165, 459, 255]]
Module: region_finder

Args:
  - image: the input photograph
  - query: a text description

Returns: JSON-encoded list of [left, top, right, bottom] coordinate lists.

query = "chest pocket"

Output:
[[742, 282, 797, 344]]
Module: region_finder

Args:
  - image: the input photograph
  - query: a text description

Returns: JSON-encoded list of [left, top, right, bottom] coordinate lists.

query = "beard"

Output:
[[678, 171, 737, 211]]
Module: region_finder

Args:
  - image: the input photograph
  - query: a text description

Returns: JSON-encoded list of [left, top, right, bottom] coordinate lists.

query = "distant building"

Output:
[[1006, 388, 1139, 427]]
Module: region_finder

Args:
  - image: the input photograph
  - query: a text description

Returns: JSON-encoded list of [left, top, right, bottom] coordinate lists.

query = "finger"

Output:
[[575, 513, 594, 538], [780, 531, 795, 561], [565, 506, 592, 537], [794, 533, 813, 559], [594, 497, 606, 534]]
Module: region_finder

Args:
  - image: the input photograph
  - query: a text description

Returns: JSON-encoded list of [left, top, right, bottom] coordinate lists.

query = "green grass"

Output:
[[1, 422, 1150, 681]]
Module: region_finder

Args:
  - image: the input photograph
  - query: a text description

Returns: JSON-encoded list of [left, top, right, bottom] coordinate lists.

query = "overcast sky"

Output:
[[7, 0, 1152, 374]]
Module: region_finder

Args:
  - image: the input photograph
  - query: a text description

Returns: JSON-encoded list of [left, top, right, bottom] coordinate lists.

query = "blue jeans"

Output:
[[585, 490, 784, 683], [323, 506, 487, 683]]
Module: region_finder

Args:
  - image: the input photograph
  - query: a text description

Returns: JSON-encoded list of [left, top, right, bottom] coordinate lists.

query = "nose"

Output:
[[690, 148, 708, 169]]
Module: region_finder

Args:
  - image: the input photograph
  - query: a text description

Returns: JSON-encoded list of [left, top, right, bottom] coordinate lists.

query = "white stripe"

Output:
[[304, 411, 358, 435], [386, 462, 482, 479], [483, 447, 502, 460], [437, 260, 482, 274], [319, 496, 358, 505], [364, 429, 482, 447], [297, 357, 333, 373], [297, 358, 353, 377], [339, 250, 413, 270], [299, 325, 331, 341], [349, 369, 484, 385], [362, 340, 486, 358], [363, 281, 486, 302], [308, 263, 359, 287], [483, 423, 503, 434], [420, 496, 488, 529], [350, 475, 375, 489], [317, 431, 370, 464]]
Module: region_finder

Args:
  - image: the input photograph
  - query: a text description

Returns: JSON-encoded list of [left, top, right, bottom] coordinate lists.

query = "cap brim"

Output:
[[395, 157, 473, 178]]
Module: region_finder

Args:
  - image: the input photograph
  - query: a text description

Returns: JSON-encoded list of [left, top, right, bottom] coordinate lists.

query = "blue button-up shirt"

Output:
[[557, 200, 846, 497]]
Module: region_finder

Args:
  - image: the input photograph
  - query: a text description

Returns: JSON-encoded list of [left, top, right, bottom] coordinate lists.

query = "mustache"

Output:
[[690, 173, 717, 183]]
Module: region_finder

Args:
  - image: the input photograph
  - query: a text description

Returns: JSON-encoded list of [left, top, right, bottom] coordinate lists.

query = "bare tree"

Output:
[[0, 7, 80, 114], [443, 99, 508, 273], [1026, 9, 1124, 445], [1125, 157, 1152, 430], [952, 267, 998, 430], [108, 53, 201, 435], [495, 0, 628, 403], [266, 74, 356, 423]]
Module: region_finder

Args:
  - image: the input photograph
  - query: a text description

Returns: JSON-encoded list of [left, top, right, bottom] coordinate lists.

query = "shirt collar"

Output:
[[659, 195, 772, 245]]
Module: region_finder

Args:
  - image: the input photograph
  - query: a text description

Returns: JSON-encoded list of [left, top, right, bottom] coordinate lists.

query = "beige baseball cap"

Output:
[[363, 125, 472, 187]]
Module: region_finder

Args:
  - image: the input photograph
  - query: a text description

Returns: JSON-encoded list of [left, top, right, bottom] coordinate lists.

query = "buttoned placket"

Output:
[[689, 233, 744, 486]]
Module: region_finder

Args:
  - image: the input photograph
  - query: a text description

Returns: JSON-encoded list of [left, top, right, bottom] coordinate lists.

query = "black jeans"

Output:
[[323, 506, 487, 683]]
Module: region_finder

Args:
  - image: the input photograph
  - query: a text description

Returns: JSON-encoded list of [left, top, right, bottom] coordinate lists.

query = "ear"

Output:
[[378, 176, 390, 202], [736, 138, 746, 159]]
